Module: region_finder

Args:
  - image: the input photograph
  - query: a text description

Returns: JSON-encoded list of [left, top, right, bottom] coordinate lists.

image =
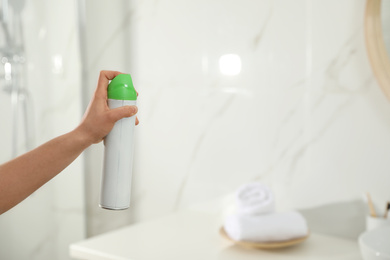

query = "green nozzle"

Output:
[[107, 74, 137, 100]]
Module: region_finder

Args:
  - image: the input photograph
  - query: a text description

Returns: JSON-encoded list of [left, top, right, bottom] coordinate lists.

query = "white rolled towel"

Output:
[[224, 211, 308, 242], [235, 182, 274, 215]]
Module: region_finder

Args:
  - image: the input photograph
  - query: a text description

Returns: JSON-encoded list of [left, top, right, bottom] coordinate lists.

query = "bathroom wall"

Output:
[[83, 0, 390, 236], [0, 0, 85, 259]]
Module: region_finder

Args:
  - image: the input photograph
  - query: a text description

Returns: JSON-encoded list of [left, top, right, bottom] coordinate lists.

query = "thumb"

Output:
[[108, 105, 138, 123]]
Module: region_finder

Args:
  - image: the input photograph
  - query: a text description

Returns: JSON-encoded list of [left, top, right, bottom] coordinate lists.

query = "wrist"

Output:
[[71, 126, 96, 149]]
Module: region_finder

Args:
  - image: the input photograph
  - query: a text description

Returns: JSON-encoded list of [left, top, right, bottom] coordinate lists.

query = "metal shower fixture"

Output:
[[0, 0, 34, 158]]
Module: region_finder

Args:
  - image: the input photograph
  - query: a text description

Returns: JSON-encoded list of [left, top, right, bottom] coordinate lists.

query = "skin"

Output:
[[0, 70, 139, 215]]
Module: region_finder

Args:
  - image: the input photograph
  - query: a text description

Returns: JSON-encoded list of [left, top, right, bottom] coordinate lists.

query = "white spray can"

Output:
[[100, 74, 137, 210]]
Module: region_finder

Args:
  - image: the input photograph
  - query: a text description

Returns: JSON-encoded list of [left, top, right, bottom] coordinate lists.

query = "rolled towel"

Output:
[[224, 211, 308, 242], [235, 182, 274, 215]]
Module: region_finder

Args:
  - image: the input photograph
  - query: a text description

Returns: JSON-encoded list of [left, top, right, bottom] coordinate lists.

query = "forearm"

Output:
[[0, 128, 91, 214]]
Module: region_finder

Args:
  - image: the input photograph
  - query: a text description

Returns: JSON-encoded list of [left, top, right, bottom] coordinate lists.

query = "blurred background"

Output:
[[1, 0, 390, 259]]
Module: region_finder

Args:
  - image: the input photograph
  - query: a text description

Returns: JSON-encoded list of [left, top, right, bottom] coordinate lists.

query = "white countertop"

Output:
[[70, 209, 362, 260]]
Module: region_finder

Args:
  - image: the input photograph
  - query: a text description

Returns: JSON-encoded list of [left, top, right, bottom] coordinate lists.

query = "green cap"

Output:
[[107, 74, 137, 100]]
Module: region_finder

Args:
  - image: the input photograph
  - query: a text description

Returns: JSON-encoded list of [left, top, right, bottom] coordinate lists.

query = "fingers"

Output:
[[96, 70, 124, 97], [108, 105, 138, 123]]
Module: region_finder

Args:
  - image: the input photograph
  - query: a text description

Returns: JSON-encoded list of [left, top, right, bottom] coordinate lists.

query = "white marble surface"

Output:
[[82, 0, 390, 236], [130, 0, 390, 217], [0, 0, 85, 259], [70, 208, 362, 260]]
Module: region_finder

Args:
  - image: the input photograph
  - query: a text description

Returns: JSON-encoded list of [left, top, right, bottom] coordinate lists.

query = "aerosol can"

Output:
[[100, 74, 137, 210]]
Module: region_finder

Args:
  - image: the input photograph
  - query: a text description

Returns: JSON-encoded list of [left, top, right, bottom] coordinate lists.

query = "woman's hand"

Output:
[[75, 70, 139, 145]]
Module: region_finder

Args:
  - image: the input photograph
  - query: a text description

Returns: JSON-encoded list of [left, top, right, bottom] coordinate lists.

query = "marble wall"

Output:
[[83, 0, 390, 236], [0, 0, 85, 259]]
